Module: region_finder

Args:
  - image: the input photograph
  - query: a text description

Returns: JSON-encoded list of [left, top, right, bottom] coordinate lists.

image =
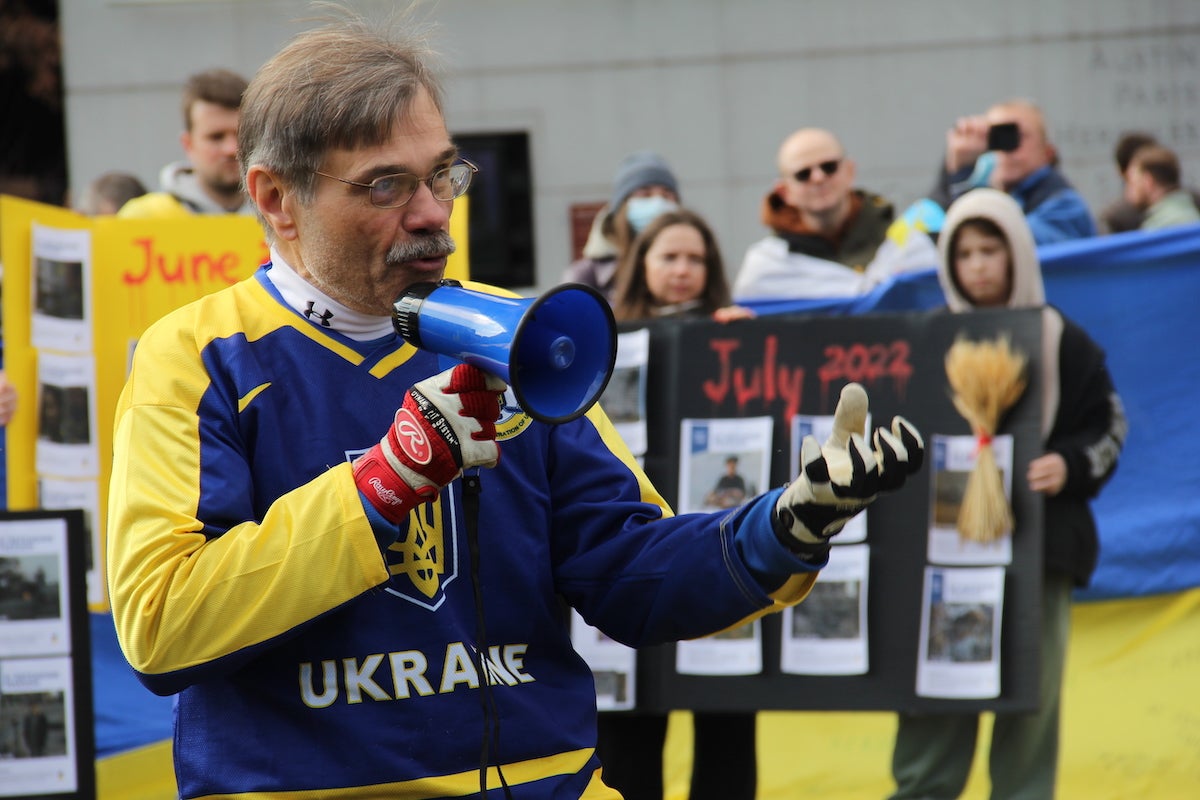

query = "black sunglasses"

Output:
[[793, 159, 842, 183]]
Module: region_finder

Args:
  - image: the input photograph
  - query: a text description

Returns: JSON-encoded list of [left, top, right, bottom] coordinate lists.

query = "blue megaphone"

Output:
[[392, 280, 617, 424]]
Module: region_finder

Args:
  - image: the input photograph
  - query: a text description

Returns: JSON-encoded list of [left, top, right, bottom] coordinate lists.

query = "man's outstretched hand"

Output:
[[773, 383, 923, 558], [353, 364, 506, 524]]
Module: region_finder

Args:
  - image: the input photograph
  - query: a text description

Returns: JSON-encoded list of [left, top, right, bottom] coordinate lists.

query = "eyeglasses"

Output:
[[792, 159, 842, 183], [314, 159, 478, 208]]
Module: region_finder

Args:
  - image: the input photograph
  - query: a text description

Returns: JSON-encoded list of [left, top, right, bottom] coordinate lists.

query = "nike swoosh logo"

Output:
[[238, 382, 271, 413]]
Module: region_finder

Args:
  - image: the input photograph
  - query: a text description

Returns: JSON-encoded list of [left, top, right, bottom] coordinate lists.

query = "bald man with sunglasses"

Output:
[[734, 128, 936, 300]]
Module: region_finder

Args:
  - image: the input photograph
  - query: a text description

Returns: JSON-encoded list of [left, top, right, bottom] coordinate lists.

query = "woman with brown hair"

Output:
[[612, 207, 753, 324]]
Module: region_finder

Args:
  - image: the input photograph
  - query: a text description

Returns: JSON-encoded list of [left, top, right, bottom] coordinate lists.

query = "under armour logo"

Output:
[[303, 301, 334, 327]]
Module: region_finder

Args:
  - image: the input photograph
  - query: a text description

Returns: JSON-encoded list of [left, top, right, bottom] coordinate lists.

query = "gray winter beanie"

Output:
[[608, 151, 680, 213]]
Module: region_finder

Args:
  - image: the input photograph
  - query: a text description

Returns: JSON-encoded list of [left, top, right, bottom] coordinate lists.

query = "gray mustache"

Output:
[[386, 232, 456, 265]]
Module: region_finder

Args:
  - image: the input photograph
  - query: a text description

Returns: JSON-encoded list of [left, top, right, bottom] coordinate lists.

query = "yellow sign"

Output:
[[0, 195, 469, 609]]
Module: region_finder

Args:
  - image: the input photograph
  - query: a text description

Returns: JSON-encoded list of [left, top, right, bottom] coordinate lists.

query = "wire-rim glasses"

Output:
[[314, 159, 478, 208]]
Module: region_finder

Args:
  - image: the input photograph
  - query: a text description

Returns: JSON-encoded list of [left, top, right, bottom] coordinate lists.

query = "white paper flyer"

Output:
[[915, 566, 1005, 699], [678, 416, 773, 514], [0, 517, 72, 658], [0, 656, 79, 795], [35, 351, 100, 479], [781, 543, 870, 675], [30, 224, 93, 353], [927, 434, 1014, 565]]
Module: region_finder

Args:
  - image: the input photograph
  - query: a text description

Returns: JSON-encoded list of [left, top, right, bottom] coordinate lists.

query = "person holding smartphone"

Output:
[[928, 98, 1097, 245]]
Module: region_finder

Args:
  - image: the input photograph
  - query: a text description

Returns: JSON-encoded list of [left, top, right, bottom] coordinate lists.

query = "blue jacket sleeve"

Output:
[[547, 414, 819, 647], [1025, 190, 1098, 245], [731, 488, 827, 584]]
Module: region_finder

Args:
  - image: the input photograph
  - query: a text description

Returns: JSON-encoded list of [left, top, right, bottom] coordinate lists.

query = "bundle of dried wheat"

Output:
[[944, 335, 1028, 543]]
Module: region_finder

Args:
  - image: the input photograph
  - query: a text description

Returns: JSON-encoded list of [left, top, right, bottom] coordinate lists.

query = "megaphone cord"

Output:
[[463, 470, 514, 799]]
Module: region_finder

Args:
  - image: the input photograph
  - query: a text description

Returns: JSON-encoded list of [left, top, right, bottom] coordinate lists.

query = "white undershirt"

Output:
[[265, 248, 394, 341]]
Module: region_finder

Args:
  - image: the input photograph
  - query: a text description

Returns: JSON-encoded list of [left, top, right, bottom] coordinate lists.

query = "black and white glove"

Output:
[[773, 383, 923, 559]]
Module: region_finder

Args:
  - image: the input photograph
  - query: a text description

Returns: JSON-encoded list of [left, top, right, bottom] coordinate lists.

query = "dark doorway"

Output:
[[456, 132, 535, 288], [0, 0, 67, 206]]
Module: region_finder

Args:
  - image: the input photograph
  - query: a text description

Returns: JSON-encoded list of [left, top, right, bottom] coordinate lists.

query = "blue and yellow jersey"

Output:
[[106, 266, 814, 799]]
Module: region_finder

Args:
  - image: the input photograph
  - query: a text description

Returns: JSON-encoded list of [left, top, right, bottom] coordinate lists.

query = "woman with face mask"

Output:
[[562, 151, 681, 302]]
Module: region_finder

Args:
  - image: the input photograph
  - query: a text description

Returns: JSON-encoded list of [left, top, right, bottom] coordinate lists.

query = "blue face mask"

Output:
[[625, 195, 678, 233]]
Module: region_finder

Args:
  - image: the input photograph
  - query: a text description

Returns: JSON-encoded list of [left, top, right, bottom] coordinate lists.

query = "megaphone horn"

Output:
[[392, 279, 617, 425]]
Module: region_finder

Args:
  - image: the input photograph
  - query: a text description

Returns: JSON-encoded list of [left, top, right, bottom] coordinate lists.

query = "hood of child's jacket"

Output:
[[937, 187, 1045, 312]]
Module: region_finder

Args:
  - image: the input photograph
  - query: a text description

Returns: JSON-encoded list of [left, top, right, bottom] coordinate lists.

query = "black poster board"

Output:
[[0, 509, 95, 799], [625, 307, 1044, 714]]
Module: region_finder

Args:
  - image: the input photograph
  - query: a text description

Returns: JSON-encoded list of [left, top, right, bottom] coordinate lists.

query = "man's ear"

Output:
[[843, 158, 858, 185], [1044, 140, 1059, 168], [246, 166, 298, 241]]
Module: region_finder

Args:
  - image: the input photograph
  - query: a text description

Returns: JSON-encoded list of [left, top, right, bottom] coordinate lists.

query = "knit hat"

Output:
[[608, 151, 680, 214]]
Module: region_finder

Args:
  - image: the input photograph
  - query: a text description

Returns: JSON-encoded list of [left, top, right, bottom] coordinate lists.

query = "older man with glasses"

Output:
[[734, 127, 935, 300], [104, 9, 925, 800]]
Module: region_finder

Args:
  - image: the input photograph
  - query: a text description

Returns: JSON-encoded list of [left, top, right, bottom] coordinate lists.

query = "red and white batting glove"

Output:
[[353, 364, 506, 524]]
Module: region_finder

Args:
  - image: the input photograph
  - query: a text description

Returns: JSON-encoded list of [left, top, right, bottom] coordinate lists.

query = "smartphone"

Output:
[[987, 122, 1020, 152]]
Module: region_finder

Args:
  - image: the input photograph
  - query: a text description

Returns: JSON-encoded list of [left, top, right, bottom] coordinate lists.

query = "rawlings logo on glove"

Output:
[[392, 407, 436, 465], [773, 383, 923, 559]]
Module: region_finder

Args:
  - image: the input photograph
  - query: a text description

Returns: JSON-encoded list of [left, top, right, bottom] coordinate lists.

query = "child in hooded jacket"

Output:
[[887, 188, 1127, 799]]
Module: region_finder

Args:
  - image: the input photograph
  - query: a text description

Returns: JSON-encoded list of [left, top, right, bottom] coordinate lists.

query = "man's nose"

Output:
[[402, 181, 452, 232]]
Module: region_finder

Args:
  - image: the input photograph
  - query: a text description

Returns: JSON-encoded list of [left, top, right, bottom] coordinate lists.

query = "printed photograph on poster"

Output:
[[30, 224, 93, 353], [916, 566, 1005, 699], [0, 656, 79, 796], [927, 434, 1014, 565], [35, 352, 99, 479], [678, 416, 772, 513], [781, 543, 870, 675], [37, 480, 102, 607], [0, 518, 71, 658], [676, 619, 762, 675], [598, 328, 650, 457], [569, 611, 636, 710], [790, 411, 873, 544]]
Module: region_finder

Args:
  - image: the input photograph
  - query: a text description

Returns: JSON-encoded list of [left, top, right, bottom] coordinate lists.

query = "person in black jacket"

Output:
[[888, 188, 1127, 800]]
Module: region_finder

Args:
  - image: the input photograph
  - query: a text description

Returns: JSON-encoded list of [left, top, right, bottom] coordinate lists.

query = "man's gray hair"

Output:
[[238, 5, 444, 210]]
